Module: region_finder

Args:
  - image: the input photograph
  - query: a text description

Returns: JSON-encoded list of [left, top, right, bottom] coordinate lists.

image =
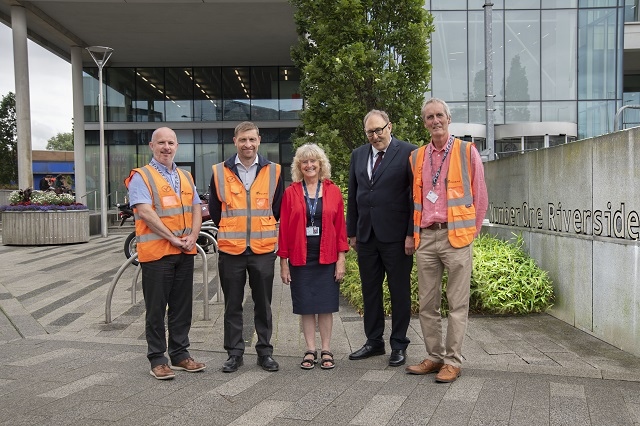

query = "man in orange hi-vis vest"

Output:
[[405, 98, 488, 383], [125, 127, 205, 380], [209, 121, 284, 374]]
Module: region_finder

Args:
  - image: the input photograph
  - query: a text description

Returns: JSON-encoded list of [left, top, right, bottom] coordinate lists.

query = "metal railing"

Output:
[[104, 229, 220, 324], [614, 105, 640, 131]]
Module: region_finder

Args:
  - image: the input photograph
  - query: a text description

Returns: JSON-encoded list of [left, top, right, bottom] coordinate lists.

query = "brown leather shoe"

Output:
[[171, 357, 206, 372], [435, 364, 461, 383], [405, 359, 444, 375], [150, 364, 175, 380]]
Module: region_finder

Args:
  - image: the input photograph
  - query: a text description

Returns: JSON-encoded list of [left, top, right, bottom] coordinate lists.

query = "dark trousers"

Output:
[[218, 251, 276, 357], [141, 253, 195, 368], [357, 233, 412, 350]]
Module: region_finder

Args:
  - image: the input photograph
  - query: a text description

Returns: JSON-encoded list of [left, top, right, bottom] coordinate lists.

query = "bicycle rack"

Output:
[[104, 232, 220, 324]]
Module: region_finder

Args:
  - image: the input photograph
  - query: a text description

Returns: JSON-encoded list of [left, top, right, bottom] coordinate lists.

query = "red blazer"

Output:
[[277, 179, 349, 266]]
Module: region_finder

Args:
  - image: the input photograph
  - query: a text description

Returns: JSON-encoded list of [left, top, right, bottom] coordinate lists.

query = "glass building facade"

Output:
[[427, 0, 624, 156], [82, 66, 302, 208], [82, 1, 628, 207]]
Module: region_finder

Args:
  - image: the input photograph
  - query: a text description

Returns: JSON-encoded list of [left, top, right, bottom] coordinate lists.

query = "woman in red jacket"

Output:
[[278, 143, 349, 370]]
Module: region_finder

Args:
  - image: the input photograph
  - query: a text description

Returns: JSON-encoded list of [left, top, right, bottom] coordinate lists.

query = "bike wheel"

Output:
[[124, 231, 139, 266]]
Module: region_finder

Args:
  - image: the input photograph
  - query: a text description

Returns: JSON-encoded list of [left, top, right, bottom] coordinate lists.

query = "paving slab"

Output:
[[0, 231, 639, 424]]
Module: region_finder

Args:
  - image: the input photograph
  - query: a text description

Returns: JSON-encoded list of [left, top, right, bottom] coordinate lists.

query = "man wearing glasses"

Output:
[[346, 109, 417, 367]]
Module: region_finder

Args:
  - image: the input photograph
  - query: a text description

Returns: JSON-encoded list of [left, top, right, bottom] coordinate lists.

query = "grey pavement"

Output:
[[0, 225, 639, 425]]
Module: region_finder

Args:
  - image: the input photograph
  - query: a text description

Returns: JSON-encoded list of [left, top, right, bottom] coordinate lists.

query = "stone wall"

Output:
[[483, 127, 640, 357]]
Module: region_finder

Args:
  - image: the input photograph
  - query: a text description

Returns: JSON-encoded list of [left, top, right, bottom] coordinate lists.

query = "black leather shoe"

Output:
[[388, 349, 407, 367], [257, 355, 279, 372], [222, 355, 243, 373], [349, 344, 386, 360]]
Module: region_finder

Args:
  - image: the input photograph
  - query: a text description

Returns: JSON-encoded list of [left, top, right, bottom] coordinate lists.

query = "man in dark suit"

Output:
[[347, 109, 417, 367]]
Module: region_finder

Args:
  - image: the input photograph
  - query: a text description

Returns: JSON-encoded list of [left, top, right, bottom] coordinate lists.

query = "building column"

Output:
[[71, 46, 87, 204], [11, 5, 33, 189]]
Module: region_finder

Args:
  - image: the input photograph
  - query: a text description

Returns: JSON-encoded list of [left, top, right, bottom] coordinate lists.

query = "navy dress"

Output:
[[289, 197, 340, 315]]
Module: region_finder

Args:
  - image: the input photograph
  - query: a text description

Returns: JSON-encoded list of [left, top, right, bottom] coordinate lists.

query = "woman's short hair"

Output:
[[291, 143, 332, 182]]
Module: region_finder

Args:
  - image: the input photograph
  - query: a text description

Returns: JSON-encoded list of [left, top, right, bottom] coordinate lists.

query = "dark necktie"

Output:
[[372, 151, 384, 179]]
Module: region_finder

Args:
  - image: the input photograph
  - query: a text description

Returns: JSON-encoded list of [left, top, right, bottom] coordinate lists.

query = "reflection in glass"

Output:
[[251, 67, 279, 120], [578, 100, 616, 139], [280, 67, 302, 119], [541, 10, 577, 100], [505, 102, 541, 122], [193, 67, 222, 121], [83, 69, 99, 123], [468, 11, 485, 102], [448, 102, 469, 122], [165, 68, 194, 122], [223, 67, 250, 121], [578, 9, 619, 101], [431, 11, 468, 101], [105, 68, 134, 122], [505, 10, 540, 102], [134, 68, 165, 122], [541, 101, 577, 122]]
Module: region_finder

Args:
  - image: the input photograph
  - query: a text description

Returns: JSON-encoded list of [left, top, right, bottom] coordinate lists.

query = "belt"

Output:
[[426, 222, 448, 230]]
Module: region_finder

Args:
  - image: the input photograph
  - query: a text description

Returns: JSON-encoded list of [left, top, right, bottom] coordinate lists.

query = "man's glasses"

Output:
[[365, 122, 390, 138]]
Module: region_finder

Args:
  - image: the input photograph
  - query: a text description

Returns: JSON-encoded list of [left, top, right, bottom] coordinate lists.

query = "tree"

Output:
[[0, 92, 17, 186], [290, 0, 434, 181], [505, 55, 530, 122], [46, 131, 74, 151]]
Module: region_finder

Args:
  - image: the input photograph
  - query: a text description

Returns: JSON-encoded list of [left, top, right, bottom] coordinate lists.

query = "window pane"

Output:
[[449, 102, 469, 122], [251, 67, 279, 120], [578, 9, 618, 100], [105, 68, 134, 122], [469, 102, 486, 123], [505, 0, 540, 9], [195, 142, 222, 193], [469, 11, 485, 102], [193, 67, 222, 121], [280, 67, 302, 120], [496, 137, 522, 157], [505, 101, 541, 121], [505, 10, 540, 101], [83, 68, 99, 123], [541, 0, 577, 8], [134, 68, 165, 122], [541, 10, 577, 100], [578, 100, 616, 138], [468, 0, 505, 8], [542, 101, 577, 122], [165, 68, 194, 122], [524, 135, 544, 151], [222, 67, 250, 121], [430, 0, 466, 10], [579, 0, 617, 7], [431, 11, 468, 101], [109, 139, 138, 205]]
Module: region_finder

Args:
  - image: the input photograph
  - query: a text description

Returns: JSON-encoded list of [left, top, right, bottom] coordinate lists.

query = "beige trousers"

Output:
[[416, 228, 472, 367]]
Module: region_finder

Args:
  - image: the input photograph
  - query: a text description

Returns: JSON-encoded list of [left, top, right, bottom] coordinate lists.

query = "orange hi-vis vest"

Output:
[[124, 165, 197, 262], [212, 162, 281, 255], [410, 138, 477, 249]]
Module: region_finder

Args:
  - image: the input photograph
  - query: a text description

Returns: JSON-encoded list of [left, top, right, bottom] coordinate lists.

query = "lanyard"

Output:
[[302, 181, 321, 227], [429, 136, 454, 188], [150, 161, 180, 193]]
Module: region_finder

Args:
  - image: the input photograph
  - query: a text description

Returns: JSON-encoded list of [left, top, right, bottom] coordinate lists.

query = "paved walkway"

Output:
[[0, 227, 639, 425]]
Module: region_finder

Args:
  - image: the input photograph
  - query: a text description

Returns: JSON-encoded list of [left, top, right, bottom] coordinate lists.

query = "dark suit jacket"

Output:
[[346, 137, 417, 243]]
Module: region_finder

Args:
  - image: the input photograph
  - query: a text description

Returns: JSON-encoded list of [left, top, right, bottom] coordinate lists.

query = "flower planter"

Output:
[[2, 210, 90, 245]]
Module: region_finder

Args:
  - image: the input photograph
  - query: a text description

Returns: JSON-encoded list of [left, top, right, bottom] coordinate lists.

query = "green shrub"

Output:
[[340, 233, 553, 316]]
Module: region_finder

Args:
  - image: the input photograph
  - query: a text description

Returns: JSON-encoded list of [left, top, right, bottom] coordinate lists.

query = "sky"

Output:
[[0, 22, 73, 150]]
